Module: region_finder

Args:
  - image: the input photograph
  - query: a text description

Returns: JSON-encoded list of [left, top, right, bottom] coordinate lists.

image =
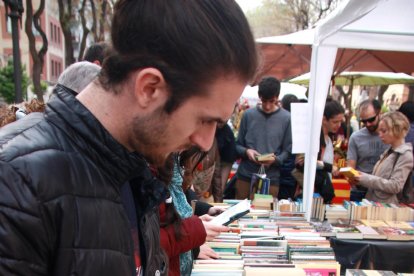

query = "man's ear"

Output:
[[133, 68, 168, 108]]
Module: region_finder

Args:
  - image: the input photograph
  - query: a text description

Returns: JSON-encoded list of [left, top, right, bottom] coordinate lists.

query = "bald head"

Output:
[[58, 61, 101, 93]]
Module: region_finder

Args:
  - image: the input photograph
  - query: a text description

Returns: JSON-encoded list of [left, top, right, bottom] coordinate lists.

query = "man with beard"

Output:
[[347, 99, 388, 201], [0, 0, 258, 275]]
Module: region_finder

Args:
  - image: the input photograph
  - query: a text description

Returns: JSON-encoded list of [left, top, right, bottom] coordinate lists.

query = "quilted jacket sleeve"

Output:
[[160, 213, 206, 258], [0, 161, 50, 275]]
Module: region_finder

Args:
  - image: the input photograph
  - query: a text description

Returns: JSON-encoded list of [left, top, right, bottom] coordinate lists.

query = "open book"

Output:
[[211, 199, 251, 226]]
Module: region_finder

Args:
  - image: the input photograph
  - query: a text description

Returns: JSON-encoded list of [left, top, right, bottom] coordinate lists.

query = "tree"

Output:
[[58, 0, 76, 66], [25, 0, 48, 102], [246, 0, 341, 38], [0, 59, 29, 104], [58, 0, 112, 66], [377, 85, 389, 106], [283, 0, 339, 31]]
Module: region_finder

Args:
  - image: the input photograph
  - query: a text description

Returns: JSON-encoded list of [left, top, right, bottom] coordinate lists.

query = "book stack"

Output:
[[240, 238, 290, 267], [345, 269, 397, 275], [311, 221, 336, 237], [343, 200, 414, 221], [355, 224, 387, 240], [331, 220, 364, 240], [193, 203, 342, 275], [244, 266, 305, 276], [296, 262, 341, 276], [206, 241, 241, 259], [312, 194, 325, 221], [325, 204, 350, 223], [252, 194, 274, 210], [192, 259, 244, 275], [288, 246, 336, 263]]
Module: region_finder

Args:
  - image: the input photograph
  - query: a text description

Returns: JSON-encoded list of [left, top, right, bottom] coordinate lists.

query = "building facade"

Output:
[[0, 0, 64, 85]]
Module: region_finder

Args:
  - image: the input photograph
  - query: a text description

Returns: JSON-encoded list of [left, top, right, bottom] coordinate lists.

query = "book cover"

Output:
[[255, 153, 276, 162], [211, 199, 251, 226], [339, 167, 360, 178], [355, 225, 387, 240]]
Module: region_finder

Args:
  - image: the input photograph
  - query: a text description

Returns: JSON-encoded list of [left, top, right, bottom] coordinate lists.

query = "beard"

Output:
[[129, 107, 191, 167], [366, 123, 379, 133]]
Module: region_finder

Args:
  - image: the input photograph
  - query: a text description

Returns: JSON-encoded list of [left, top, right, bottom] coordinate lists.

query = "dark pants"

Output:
[[235, 179, 279, 199], [350, 189, 367, 202]]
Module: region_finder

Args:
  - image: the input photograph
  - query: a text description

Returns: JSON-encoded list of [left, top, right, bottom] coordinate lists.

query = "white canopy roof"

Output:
[[296, 0, 414, 220]]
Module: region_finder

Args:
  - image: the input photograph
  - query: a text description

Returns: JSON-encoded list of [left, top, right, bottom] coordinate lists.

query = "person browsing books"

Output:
[[347, 99, 388, 201], [158, 152, 228, 276], [351, 111, 413, 204], [235, 77, 292, 199], [0, 0, 258, 275], [296, 99, 345, 203]]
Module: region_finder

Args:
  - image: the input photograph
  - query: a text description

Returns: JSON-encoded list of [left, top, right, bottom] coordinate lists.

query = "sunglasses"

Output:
[[360, 114, 378, 124]]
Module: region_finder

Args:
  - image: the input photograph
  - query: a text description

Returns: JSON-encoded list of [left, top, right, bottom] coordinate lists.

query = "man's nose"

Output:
[[189, 123, 217, 152]]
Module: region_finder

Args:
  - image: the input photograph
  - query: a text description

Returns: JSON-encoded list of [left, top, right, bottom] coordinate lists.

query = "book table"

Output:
[[330, 237, 414, 274]]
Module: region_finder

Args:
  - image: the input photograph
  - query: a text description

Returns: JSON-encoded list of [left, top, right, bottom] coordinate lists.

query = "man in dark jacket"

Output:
[[0, 0, 258, 275]]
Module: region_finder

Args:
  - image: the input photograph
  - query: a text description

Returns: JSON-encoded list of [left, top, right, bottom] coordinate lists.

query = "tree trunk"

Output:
[[58, 0, 75, 67], [25, 0, 48, 102], [377, 85, 389, 106], [97, 0, 108, 41], [408, 85, 414, 101], [77, 0, 89, 61]]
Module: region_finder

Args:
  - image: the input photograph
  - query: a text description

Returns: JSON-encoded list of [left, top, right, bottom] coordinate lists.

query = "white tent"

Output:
[[289, 0, 414, 220], [241, 83, 307, 107]]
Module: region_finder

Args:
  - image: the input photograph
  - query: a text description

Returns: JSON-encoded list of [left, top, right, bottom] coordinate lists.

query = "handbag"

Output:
[[390, 152, 414, 204], [249, 165, 270, 200]]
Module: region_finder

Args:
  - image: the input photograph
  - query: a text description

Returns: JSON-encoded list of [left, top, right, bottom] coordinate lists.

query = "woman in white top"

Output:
[[316, 99, 345, 203]]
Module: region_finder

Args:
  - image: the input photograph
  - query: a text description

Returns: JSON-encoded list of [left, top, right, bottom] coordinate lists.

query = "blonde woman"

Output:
[[353, 111, 413, 203]]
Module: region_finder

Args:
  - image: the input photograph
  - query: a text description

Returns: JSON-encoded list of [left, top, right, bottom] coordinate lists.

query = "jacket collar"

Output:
[[393, 142, 413, 154], [45, 84, 149, 186]]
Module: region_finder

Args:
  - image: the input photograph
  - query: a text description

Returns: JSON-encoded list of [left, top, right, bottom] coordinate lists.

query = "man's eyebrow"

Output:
[[206, 116, 228, 125]]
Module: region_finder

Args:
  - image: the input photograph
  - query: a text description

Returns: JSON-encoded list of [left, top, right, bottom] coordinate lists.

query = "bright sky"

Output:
[[235, 0, 263, 13]]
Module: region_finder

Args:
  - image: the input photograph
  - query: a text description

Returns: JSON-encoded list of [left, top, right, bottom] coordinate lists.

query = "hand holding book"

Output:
[[255, 153, 276, 162], [339, 167, 360, 178]]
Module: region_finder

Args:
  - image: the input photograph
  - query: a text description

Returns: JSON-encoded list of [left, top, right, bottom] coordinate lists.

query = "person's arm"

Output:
[[358, 153, 413, 195], [235, 112, 249, 158], [185, 188, 213, 216], [276, 117, 293, 165], [160, 215, 206, 258], [0, 162, 50, 275], [347, 160, 357, 169], [346, 134, 358, 169]]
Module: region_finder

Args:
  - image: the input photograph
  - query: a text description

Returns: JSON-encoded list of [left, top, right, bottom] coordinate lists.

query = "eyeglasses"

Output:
[[360, 114, 378, 124]]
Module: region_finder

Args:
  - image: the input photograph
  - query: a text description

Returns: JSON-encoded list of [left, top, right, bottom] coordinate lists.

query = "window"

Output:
[[54, 25, 57, 43], [51, 60, 55, 78], [57, 27, 61, 44], [50, 22, 54, 41]]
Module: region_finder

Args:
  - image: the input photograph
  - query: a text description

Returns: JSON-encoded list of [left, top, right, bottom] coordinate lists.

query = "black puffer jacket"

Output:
[[0, 85, 168, 276]]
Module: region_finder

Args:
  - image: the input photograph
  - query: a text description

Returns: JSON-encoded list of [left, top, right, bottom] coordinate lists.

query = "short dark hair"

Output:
[[83, 42, 108, 64], [99, 0, 258, 114], [359, 99, 381, 114], [281, 94, 299, 112], [258, 77, 281, 99], [324, 99, 345, 120], [398, 101, 414, 123]]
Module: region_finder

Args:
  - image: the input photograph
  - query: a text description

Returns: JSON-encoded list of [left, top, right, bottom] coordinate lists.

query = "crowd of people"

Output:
[[0, 0, 413, 275]]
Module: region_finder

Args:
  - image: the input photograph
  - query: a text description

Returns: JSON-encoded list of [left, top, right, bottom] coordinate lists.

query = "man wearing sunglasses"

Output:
[[347, 99, 388, 201]]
